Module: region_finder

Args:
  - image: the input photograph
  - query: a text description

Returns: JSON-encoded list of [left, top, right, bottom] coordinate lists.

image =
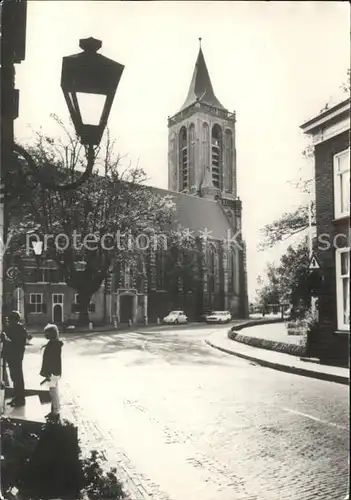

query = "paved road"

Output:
[[25, 326, 349, 500]]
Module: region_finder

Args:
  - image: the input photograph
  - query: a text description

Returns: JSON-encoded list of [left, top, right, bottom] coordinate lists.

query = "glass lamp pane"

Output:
[[76, 92, 107, 126]]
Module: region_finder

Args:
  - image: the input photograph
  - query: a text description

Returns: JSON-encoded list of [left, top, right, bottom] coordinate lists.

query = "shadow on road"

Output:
[[64, 330, 238, 366]]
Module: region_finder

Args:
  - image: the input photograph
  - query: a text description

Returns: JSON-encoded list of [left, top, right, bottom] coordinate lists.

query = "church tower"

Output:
[[168, 39, 237, 200]]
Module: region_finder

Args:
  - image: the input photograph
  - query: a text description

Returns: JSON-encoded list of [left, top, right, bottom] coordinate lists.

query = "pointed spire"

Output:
[[181, 40, 225, 111]]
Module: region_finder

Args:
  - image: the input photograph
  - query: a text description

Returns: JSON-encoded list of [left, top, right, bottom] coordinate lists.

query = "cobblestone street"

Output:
[[25, 326, 349, 500]]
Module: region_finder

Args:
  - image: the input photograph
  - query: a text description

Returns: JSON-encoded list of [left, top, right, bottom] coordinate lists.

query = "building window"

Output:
[[228, 249, 235, 293], [53, 294, 63, 304], [169, 132, 177, 184], [208, 246, 216, 295], [179, 126, 188, 191], [202, 122, 209, 169], [135, 258, 145, 293], [335, 247, 350, 331], [211, 124, 222, 189], [29, 293, 45, 314], [125, 264, 132, 289], [72, 294, 95, 313], [114, 261, 122, 291], [334, 149, 350, 219], [224, 129, 233, 192], [182, 247, 195, 294], [156, 247, 166, 290], [188, 123, 195, 187], [28, 267, 64, 283]]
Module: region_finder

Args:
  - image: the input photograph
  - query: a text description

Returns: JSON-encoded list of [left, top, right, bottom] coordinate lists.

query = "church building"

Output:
[[6, 41, 249, 326], [111, 40, 248, 323]]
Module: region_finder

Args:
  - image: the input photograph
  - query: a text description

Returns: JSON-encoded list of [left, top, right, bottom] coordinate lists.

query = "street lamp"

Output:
[[1, 33, 124, 417], [61, 37, 124, 148], [14, 37, 124, 191]]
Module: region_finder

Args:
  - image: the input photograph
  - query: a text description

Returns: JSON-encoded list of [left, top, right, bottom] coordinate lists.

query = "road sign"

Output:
[[308, 253, 320, 270]]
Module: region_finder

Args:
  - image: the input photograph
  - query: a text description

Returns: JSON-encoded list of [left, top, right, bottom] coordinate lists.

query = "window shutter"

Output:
[[42, 303, 47, 314]]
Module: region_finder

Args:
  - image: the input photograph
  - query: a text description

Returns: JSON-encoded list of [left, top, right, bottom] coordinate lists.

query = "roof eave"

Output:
[[300, 98, 350, 134]]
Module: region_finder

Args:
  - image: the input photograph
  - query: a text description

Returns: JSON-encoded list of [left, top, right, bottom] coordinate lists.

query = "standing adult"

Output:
[[1, 315, 10, 386], [1, 311, 27, 407]]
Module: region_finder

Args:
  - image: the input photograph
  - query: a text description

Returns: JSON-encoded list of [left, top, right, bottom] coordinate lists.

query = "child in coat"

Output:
[[40, 323, 63, 418]]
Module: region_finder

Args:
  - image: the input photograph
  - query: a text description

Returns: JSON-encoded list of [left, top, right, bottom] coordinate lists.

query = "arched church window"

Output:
[[224, 129, 233, 192], [202, 123, 209, 169], [211, 124, 222, 189], [125, 263, 132, 289], [156, 245, 166, 290], [208, 244, 216, 295], [169, 132, 177, 182], [114, 260, 122, 291], [228, 248, 235, 293], [135, 257, 145, 293], [182, 247, 194, 294], [179, 126, 188, 191], [235, 248, 240, 293], [189, 123, 195, 187]]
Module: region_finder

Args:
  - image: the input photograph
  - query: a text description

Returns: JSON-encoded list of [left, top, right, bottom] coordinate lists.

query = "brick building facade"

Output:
[[301, 98, 350, 364]]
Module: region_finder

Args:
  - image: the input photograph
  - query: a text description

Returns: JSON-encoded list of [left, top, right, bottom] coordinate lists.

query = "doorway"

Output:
[[52, 294, 64, 323], [119, 295, 134, 323]]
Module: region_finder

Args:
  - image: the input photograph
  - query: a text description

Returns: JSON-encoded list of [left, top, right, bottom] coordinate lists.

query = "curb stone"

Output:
[[229, 330, 306, 357], [205, 338, 349, 385]]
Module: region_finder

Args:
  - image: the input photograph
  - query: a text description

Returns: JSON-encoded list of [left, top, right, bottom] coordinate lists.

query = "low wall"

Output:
[[229, 317, 284, 332], [228, 318, 307, 357]]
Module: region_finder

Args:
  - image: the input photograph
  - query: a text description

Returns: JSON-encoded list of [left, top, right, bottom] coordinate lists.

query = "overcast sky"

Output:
[[15, 1, 350, 299]]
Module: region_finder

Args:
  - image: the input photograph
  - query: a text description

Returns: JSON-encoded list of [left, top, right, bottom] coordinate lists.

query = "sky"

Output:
[[15, 1, 350, 300]]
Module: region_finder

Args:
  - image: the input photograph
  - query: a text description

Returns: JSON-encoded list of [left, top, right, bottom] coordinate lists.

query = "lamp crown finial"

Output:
[[79, 37, 102, 52]]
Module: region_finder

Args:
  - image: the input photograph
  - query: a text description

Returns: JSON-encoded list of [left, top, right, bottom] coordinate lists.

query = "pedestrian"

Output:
[[0, 311, 27, 407], [40, 323, 63, 419], [1, 315, 10, 387], [1, 352, 10, 387]]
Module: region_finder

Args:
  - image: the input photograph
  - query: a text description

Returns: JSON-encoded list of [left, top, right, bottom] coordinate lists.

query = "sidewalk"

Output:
[[26, 321, 159, 335], [26, 319, 258, 337], [26, 315, 281, 335], [2, 350, 164, 500], [205, 329, 349, 385]]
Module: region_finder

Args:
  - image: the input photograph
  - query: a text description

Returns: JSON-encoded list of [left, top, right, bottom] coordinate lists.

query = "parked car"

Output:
[[163, 310, 188, 324], [205, 311, 232, 324]]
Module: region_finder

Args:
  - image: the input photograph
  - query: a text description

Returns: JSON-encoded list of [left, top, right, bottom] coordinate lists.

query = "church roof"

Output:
[[180, 45, 225, 111], [150, 186, 231, 241]]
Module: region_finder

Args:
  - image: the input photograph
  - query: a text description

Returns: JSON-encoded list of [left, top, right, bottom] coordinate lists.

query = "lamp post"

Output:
[[1, 6, 124, 497], [307, 185, 319, 321], [14, 37, 124, 191], [1, 28, 123, 430]]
